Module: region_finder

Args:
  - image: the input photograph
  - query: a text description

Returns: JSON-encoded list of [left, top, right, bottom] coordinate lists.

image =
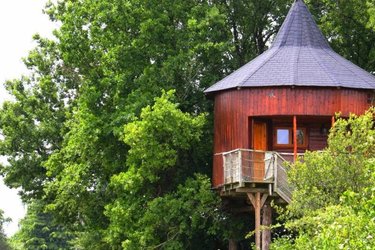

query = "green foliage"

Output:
[[368, 0, 375, 29], [0, 210, 11, 250], [287, 109, 375, 217], [307, 0, 375, 72], [43, 100, 126, 248], [214, 0, 290, 66], [104, 91, 232, 248], [0, 36, 76, 200], [273, 109, 375, 249], [123, 90, 206, 188], [273, 191, 375, 249], [10, 200, 74, 250], [1, 0, 290, 221], [2, 1, 290, 246], [114, 174, 229, 249]]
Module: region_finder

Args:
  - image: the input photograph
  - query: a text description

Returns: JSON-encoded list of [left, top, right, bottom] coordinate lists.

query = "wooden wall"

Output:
[[212, 87, 372, 187]]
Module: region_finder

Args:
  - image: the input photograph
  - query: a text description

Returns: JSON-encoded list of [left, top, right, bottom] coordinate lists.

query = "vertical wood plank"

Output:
[[212, 88, 371, 187]]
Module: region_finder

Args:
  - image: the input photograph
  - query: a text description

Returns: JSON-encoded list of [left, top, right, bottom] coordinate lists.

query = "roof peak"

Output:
[[271, 0, 330, 49], [204, 0, 375, 93]]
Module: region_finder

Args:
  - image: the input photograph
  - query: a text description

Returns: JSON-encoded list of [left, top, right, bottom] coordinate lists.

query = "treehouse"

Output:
[[205, 0, 375, 249]]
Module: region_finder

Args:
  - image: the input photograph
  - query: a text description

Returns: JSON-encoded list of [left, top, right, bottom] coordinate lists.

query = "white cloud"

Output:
[[0, 0, 57, 236]]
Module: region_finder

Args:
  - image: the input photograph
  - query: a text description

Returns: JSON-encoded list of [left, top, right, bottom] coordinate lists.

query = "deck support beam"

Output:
[[293, 115, 297, 162], [247, 192, 268, 250]]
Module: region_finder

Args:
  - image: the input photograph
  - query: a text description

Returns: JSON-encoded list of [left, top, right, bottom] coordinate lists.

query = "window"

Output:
[[276, 129, 290, 145], [296, 129, 305, 145], [274, 127, 307, 148]]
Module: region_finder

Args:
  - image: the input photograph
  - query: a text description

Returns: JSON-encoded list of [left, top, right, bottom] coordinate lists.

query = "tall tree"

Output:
[[103, 91, 229, 248], [287, 109, 375, 217], [0, 36, 73, 200], [307, 0, 375, 72], [41, 1, 235, 246], [10, 200, 74, 250], [218, 0, 290, 66], [0, 0, 290, 247]]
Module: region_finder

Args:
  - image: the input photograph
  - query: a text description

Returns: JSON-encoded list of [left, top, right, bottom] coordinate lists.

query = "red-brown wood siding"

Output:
[[309, 127, 328, 151], [212, 87, 372, 187]]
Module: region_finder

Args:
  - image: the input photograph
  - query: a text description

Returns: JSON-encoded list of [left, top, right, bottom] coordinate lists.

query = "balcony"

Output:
[[220, 149, 292, 203]]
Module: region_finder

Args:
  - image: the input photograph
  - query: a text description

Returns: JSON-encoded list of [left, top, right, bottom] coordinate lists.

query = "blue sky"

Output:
[[0, 0, 57, 236]]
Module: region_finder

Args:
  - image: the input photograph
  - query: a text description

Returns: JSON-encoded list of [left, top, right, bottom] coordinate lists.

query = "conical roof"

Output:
[[205, 0, 375, 93]]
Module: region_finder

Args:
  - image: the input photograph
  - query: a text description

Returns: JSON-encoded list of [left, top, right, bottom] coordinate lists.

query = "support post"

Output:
[[239, 150, 243, 186], [228, 239, 238, 250], [255, 192, 261, 250], [223, 154, 226, 184], [262, 204, 272, 250], [293, 115, 297, 162], [247, 192, 262, 250], [331, 115, 335, 128]]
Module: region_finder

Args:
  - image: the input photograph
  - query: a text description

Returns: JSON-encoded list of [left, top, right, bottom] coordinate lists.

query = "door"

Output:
[[252, 121, 267, 181]]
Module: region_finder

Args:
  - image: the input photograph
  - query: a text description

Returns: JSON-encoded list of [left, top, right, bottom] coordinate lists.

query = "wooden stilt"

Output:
[[248, 192, 267, 250], [331, 115, 335, 127], [293, 115, 297, 162], [228, 239, 238, 250], [261, 204, 272, 250], [255, 192, 261, 249]]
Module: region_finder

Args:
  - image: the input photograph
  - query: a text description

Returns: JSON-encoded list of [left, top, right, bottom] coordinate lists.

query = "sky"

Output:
[[0, 0, 57, 236]]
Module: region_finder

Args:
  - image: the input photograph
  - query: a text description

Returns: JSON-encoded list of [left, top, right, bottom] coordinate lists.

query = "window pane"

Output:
[[297, 129, 305, 145], [277, 129, 290, 144]]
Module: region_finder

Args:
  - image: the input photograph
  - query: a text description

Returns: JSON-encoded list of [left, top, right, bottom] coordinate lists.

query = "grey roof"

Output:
[[205, 0, 375, 94]]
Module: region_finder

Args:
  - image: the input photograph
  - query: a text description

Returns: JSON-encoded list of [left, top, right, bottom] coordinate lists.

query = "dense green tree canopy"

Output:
[[10, 200, 73, 250], [287, 109, 375, 216], [308, 0, 375, 71], [1, 0, 291, 248]]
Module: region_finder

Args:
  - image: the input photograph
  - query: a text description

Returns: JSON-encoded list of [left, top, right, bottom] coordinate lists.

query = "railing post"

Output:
[[238, 150, 243, 186], [222, 153, 226, 184], [274, 154, 278, 191]]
